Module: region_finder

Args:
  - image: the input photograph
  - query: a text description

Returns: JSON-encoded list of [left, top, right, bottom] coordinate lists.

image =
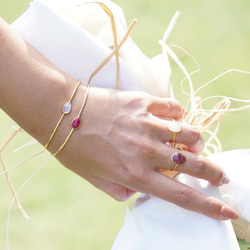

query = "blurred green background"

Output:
[[0, 0, 250, 249]]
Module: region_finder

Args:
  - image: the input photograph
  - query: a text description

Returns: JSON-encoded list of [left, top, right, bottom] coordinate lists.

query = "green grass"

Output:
[[0, 0, 250, 249]]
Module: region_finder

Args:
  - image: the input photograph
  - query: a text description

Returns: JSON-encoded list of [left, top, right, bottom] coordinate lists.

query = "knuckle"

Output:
[[123, 162, 146, 185], [167, 98, 178, 108], [165, 99, 179, 114], [205, 197, 221, 213], [130, 92, 150, 109], [135, 138, 156, 158], [165, 100, 173, 111], [214, 168, 225, 185], [175, 187, 193, 205], [188, 127, 202, 142], [139, 117, 153, 131], [192, 157, 207, 173]]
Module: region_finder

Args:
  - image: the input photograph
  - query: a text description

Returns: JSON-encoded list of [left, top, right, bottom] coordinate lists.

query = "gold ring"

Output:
[[167, 120, 182, 142], [171, 149, 186, 171]]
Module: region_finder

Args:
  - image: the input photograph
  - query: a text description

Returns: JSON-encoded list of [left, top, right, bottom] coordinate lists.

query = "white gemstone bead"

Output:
[[62, 102, 71, 114], [168, 122, 182, 133]]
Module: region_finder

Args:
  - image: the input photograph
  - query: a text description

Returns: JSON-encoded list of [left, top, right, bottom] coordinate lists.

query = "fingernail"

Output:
[[220, 205, 239, 220], [222, 173, 230, 184]]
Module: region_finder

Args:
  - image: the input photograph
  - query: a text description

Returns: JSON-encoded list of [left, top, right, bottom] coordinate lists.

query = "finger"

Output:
[[166, 122, 204, 154], [148, 97, 184, 120], [171, 152, 230, 186], [149, 117, 204, 154], [150, 143, 228, 186], [138, 171, 238, 220]]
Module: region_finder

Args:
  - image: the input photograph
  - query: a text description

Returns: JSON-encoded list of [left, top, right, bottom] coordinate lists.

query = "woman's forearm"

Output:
[[0, 17, 85, 147]]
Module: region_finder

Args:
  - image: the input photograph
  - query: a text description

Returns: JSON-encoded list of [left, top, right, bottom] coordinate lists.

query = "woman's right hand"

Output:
[[52, 86, 238, 221]]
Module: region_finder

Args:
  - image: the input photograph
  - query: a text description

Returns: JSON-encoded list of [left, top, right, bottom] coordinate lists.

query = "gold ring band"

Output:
[[167, 120, 182, 143]]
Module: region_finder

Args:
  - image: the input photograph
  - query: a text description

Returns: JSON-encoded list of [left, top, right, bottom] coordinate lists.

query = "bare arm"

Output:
[[0, 17, 238, 221]]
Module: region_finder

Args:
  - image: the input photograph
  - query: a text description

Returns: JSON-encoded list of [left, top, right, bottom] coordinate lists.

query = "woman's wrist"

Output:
[[44, 82, 90, 155], [0, 17, 84, 147]]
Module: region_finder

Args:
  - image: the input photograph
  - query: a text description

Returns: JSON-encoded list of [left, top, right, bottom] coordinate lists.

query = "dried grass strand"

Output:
[[169, 44, 201, 98], [194, 69, 250, 96], [0, 127, 29, 219], [86, 19, 137, 86], [160, 11, 180, 97], [159, 42, 195, 106], [77, 1, 122, 88], [6, 156, 52, 250], [97, 2, 120, 89], [0, 149, 46, 177]]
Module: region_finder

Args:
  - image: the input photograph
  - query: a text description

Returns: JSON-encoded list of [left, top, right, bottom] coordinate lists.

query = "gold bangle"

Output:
[[44, 79, 82, 149], [52, 84, 90, 157]]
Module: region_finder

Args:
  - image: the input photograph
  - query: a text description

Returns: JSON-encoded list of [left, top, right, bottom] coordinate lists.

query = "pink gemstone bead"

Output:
[[171, 152, 186, 165], [72, 117, 81, 129]]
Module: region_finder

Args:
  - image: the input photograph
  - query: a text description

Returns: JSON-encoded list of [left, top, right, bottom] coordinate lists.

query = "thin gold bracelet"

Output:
[[52, 84, 90, 157], [44, 79, 82, 149]]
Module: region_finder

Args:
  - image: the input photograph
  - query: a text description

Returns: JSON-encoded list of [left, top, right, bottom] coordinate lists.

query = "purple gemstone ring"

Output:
[[171, 150, 186, 171]]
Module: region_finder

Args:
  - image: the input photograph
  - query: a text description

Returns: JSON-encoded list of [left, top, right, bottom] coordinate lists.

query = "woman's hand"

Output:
[[52, 86, 238, 221]]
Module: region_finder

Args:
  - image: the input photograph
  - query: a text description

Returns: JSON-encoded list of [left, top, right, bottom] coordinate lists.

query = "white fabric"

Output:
[[112, 149, 250, 249], [11, 0, 171, 96], [210, 149, 250, 241], [11, 1, 249, 249], [11, 0, 143, 91], [112, 174, 240, 250], [209, 149, 250, 223]]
